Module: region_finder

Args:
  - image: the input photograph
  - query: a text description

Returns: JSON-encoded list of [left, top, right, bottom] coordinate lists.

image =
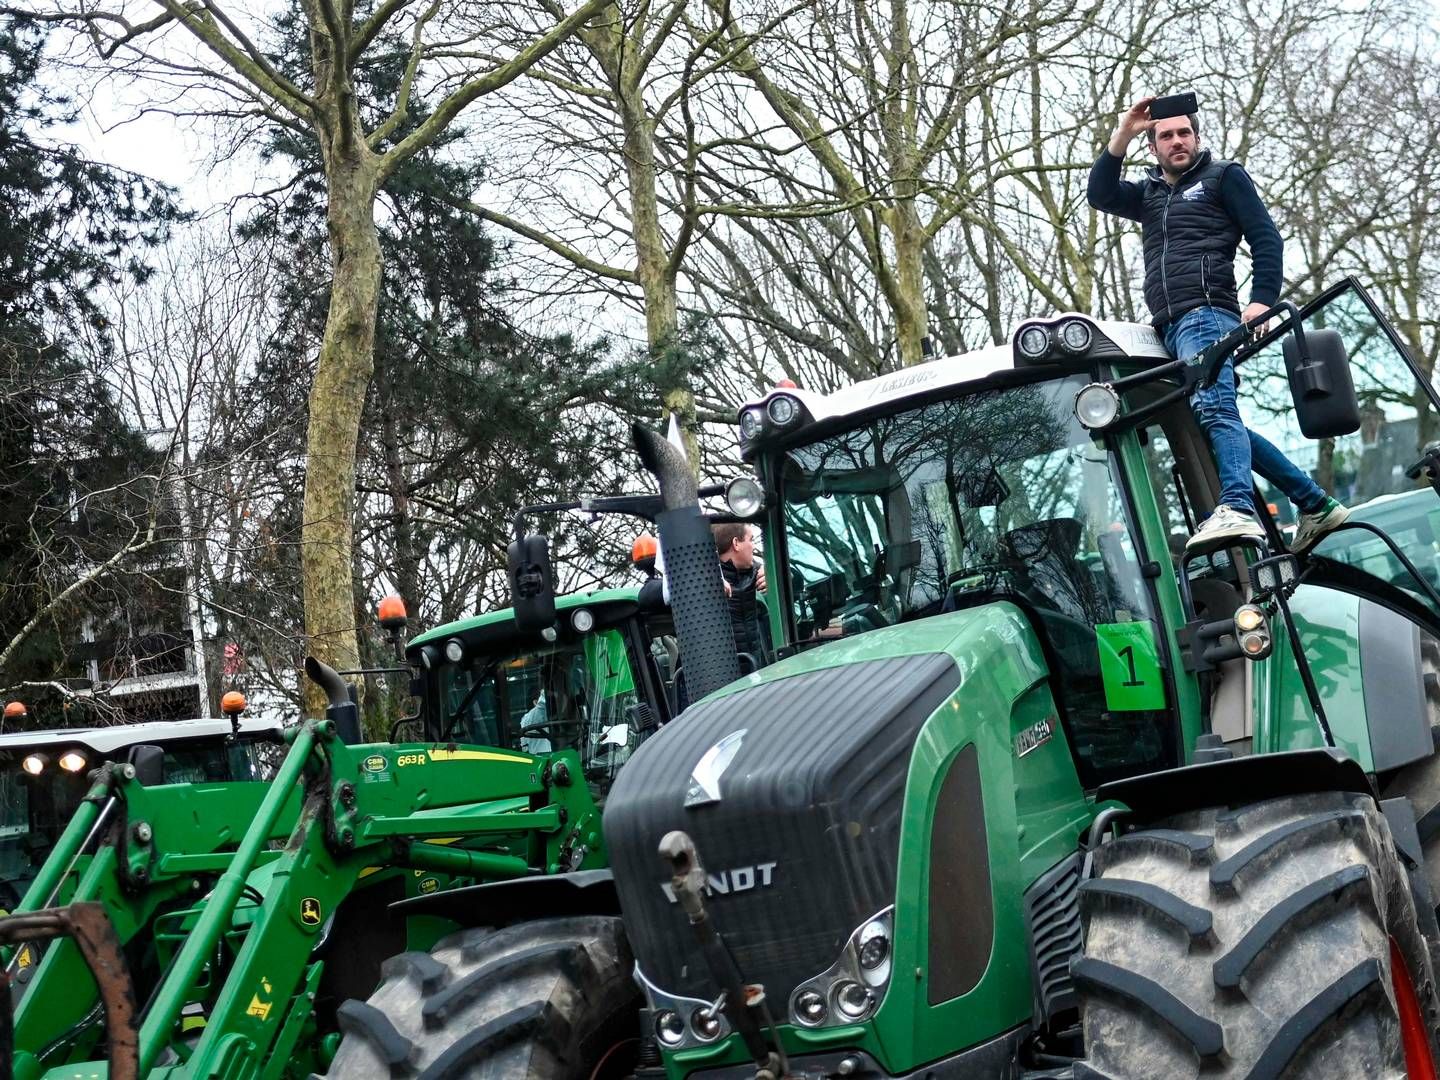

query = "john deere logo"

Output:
[[300, 897, 322, 926], [362, 755, 387, 773]]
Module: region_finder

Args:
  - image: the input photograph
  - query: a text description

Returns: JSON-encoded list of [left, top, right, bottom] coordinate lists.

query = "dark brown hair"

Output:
[[712, 522, 750, 556]]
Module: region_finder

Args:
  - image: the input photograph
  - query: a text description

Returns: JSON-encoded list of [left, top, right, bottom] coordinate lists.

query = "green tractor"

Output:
[[0, 713, 279, 913], [0, 584, 680, 1079], [346, 276, 1440, 1078]]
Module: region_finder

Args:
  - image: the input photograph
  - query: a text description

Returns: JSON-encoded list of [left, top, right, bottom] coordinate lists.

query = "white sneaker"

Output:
[[1292, 498, 1350, 553], [1186, 505, 1265, 552]]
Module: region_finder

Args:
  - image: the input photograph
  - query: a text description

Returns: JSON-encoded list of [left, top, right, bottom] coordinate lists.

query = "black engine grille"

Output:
[[605, 652, 961, 1001]]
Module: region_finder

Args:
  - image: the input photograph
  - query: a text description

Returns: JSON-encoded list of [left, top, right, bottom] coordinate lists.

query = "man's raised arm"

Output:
[[1087, 97, 1156, 221]]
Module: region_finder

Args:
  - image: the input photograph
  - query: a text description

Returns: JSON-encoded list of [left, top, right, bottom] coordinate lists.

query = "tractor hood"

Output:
[[603, 611, 1016, 1012]]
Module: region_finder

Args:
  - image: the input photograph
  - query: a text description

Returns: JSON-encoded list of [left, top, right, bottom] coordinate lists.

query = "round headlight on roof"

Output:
[[1018, 325, 1050, 358], [767, 394, 800, 426], [725, 476, 765, 518], [1074, 383, 1121, 431], [1058, 319, 1093, 354], [570, 608, 595, 633], [443, 638, 465, 664], [58, 750, 87, 773], [739, 406, 764, 440]]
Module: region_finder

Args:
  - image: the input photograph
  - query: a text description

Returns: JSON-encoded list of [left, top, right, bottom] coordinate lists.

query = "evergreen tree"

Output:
[[0, 14, 186, 720]]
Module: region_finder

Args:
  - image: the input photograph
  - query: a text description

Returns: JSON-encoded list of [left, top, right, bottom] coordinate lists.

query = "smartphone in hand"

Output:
[[1150, 92, 1199, 121]]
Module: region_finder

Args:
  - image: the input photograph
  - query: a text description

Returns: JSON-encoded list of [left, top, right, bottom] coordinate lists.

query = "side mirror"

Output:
[[1284, 328, 1360, 438], [508, 533, 557, 633], [126, 744, 166, 787]]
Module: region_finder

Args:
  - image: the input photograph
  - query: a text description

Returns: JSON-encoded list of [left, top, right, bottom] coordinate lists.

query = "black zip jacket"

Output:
[[1087, 148, 1282, 330], [720, 559, 769, 665]]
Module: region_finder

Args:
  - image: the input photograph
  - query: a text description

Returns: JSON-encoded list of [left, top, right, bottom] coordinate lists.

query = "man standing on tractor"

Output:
[[1087, 95, 1349, 553]]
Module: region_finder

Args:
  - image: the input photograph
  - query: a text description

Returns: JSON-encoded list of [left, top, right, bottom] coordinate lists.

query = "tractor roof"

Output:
[[408, 587, 644, 652], [0, 716, 282, 755], [737, 314, 1169, 448]]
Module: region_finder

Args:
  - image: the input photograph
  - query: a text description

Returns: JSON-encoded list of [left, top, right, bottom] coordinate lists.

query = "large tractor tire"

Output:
[[326, 915, 641, 1079], [1073, 791, 1440, 1079]]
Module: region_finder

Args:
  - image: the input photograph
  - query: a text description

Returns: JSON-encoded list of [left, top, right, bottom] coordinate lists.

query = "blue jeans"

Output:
[[1164, 306, 1327, 517]]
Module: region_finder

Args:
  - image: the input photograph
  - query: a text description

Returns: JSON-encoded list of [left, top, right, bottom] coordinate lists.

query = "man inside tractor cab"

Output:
[[1087, 96, 1349, 554], [713, 522, 772, 669]]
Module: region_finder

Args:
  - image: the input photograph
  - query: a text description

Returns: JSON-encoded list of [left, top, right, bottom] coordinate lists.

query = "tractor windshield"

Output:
[[779, 373, 1177, 784], [437, 627, 650, 796]]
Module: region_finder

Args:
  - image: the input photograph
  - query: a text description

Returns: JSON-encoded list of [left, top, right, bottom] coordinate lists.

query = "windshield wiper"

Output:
[[440, 663, 498, 742]]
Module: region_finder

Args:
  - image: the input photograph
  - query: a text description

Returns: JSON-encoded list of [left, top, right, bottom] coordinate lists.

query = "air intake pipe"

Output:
[[304, 656, 362, 745], [632, 423, 741, 704]]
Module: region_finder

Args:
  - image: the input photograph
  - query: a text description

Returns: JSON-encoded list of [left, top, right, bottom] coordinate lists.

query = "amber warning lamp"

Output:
[[378, 594, 408, 661], [632, 533, 658, 577], [3, 701, 27, 726]]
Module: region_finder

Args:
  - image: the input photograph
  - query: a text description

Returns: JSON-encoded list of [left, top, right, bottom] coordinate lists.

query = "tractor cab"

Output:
[[737, 277, 1440, 776], [406, 590, 677, 798], [0, 717, 278, 910]]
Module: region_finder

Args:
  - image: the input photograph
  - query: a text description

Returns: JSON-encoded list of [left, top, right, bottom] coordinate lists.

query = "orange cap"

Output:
[[220, 691, 247, 715], [377, 594, 407, 628], [3, 702, 26, 720]]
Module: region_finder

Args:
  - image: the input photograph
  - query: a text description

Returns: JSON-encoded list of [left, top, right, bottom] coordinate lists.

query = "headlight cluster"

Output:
[[789, 906, 894, 1028], [1234, 603, 1273, 659], [636, 967, 732, 1051], [20, 750, 86, 775], [739, 393, 809, 446], [1015, 317, 1097, 365]]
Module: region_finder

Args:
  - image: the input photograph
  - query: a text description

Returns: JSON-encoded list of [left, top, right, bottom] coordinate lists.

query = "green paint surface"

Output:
[[1095, 621, 1165, 711]]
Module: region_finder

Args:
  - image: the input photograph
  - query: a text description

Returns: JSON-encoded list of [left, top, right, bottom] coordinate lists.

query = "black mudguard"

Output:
[[1097, 748, 1374, 823], [388, 868, 620, 927]]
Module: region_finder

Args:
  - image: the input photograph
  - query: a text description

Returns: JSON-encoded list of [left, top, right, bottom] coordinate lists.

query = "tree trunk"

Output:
[[620, 93, 699, 465], [301, 145, 382, 714], [892, 204, 927, 367]]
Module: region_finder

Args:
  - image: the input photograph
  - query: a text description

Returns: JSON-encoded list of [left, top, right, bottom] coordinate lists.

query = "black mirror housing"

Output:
[[127, 744, 166, 787], [1284, 328, 1360, 438], [508, 533, 557, 633]]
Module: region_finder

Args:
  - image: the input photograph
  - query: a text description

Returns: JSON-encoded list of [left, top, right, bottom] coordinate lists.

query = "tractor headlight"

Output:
[[570, 608, 595, 634], [21, 754, 45, 776], [1235, 604, 1272, 659], [635, 967, 732, 1050], [1018, 325, 1049, 359], [443, 638, 465, 664], [654, 1009, 685, 1047], [1074, 383, 1121, 431], [789, 905, 894, 1028], [793, 989, 827, 1027], [690, 1006, 723, 1042], [767, 394, 801, 427], [739, 407, 764, 441], [58, 750, 87, 773], [834, 980, 876, 1021], [1058, 318, 1093, 354], [724, 476, 765, 518]]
